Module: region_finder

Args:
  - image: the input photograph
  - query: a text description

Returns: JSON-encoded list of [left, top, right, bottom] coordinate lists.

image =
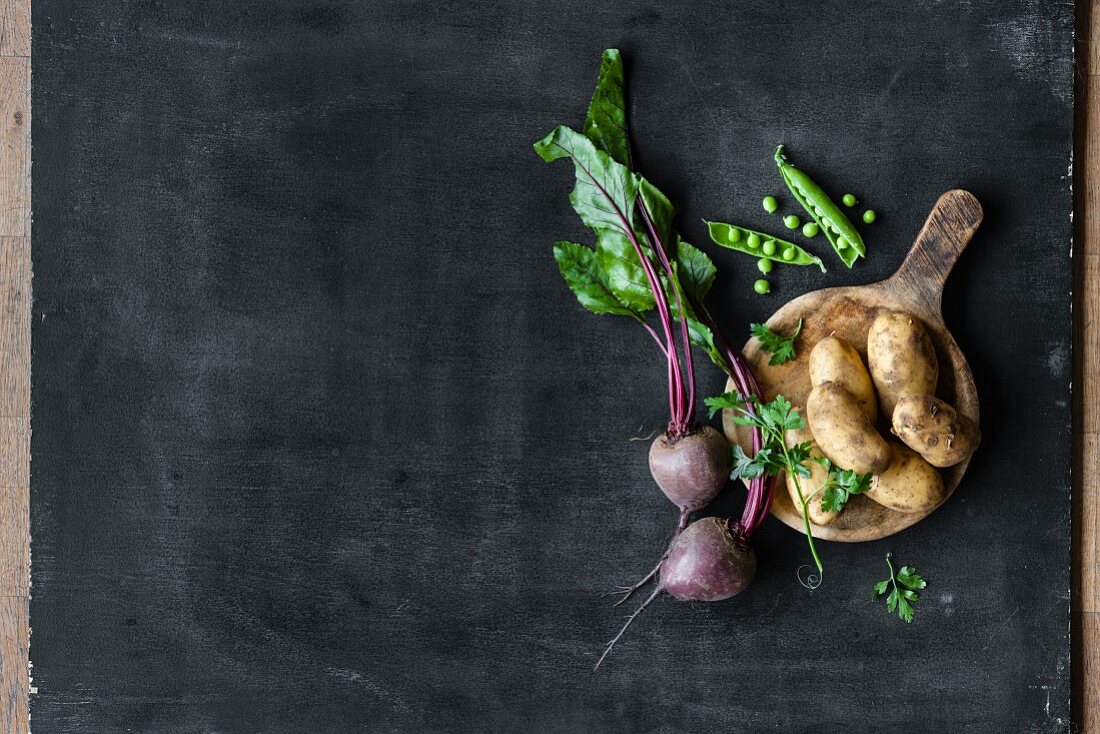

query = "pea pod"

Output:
[[705, 220, 826, 273], [774, 146, 865, 268]]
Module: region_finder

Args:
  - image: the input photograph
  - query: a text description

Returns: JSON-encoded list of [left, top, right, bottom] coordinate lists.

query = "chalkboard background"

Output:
[[29, 1, 1074, 732]]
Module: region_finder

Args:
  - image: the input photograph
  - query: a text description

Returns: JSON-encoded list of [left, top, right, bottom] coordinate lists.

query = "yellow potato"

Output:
[[784, 424, 839, 526], [867, 310, 938, 418], [891, 394, 981, 468], [865, 443, 945, 513], [806, 382, 892, 475], [809, 335, 877, 423]]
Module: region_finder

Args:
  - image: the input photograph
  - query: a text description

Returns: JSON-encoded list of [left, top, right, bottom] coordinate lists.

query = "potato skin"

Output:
[[806, 382, 892, 475], [865, 443, 945, 513], [809, 335, 877, 423], [784, 425, 839, 526], [867, 310, 938, 419], [891, 394, 981, 468]]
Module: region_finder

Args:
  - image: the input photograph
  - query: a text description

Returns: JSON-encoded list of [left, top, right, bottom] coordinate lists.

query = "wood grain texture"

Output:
[[724, 191, 982, 542], [1082, 433, 1099, 615], [0, 0, 26, 57], [0, 597, 28, 733], [1091, 0, 1100, 78], [0, 57, 27, 238], [0, 0, 29, 729], [1078, 3, 1100, 730], [1082, 614, 1100, 734]]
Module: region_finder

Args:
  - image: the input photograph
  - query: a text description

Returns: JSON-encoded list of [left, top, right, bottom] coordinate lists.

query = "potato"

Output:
[[891, 394, 981, 468], [784, 424, 839, 526], [806, 382, 892, 475], [865, 443, 945, 513], [867, 310, 938, 418], [809, 335, 877, 423]]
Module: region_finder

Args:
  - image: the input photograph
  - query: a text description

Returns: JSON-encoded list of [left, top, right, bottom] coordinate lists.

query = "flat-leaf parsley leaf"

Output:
[[873, 553, 927, 623], [750, 319, 803, 365], [818, 463, 873, 513]]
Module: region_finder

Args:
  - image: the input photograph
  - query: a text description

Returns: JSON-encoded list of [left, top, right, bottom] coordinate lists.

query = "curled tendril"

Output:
[[797, 565, 823, 590]]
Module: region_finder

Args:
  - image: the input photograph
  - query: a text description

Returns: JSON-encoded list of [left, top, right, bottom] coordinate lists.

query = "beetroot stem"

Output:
[[688, 300, 777, 539], [565, 154, 688, 434], [639, 203, 696, 427], [626, 231, 686, 434]]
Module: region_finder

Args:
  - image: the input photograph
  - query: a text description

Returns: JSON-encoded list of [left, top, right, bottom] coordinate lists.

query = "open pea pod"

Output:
[[705, 221, 826, 273], [774, 145, 865, 268]]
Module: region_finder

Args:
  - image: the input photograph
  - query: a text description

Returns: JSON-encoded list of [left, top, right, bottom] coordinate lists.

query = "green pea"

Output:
[[783, 215, 800, 230], [705, 220, 826, 272], [781, 248, 795, 261], [863, 209, 877, 224], [837, 237, 849, 250], [762, 196, 779, 213], [842, 193, 857, 207], [753, 279, 771, 295], [774, 146, 867, 268], [802, 222, 819, 237], [757, 257, 772, 274]]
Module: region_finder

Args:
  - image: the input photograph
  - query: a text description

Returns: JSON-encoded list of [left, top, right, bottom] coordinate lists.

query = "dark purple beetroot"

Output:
[[661, 517, 756, 601], [648, 426, 731, 511], [595, 517, 756, 668]]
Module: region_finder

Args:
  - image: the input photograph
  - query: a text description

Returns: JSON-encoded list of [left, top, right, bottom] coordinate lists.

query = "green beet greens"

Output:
[[536, 49, 777, 542]]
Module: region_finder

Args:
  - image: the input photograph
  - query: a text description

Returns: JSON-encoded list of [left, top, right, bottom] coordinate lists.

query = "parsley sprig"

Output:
[[705, 390, 824, 584], [873, 553, 926, 623], [750, 319, 803, 366], [817, 460, 873, 513]]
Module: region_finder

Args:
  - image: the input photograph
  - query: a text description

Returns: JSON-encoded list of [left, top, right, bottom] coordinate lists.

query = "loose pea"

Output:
[[781, 248, 795, 261], [837, 237, 849, 250], [842, 193, 857, 207], [783, 215, 800, 230], [802, 222, 819, 237], [746, 232, 761, 248], [727, 228, 742, 244], [754, 279, 771, 295], [762, 240, 777, 256], [762, 196, 778, 213], [757, 257, 772, 274], [863, 209, 877, 224]]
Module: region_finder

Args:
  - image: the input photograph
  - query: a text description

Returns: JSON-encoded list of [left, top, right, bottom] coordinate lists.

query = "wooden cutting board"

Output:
[[723, 189, 983, 542]]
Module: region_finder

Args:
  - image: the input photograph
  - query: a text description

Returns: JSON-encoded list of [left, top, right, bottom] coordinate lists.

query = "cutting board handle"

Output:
[[886, 189, 983, 310]]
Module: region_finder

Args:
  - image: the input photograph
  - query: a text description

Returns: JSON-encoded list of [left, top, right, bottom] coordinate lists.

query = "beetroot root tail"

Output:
[[594, 584, 663, 670], [606, 559, 662, 607], [604, 508, 690, 607]]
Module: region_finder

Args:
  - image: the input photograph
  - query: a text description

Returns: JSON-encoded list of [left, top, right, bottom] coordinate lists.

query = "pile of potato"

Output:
[[786, 310, 981, 525]]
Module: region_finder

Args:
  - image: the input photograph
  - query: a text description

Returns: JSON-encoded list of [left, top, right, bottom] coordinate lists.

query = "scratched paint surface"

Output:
[[29, 1, 1072, 732]]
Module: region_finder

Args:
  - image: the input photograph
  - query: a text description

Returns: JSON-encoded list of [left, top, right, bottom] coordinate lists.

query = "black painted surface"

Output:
[[29, 2, 1073, 732]]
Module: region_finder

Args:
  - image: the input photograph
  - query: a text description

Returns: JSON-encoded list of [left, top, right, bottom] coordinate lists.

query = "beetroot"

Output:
[[662, 517, 756, 600], [596, 517, 756, 668], [648, 427, 731, 512]]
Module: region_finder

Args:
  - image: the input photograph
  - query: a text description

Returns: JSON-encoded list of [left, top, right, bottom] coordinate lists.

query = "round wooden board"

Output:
[[723, 190, 983, 542]]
